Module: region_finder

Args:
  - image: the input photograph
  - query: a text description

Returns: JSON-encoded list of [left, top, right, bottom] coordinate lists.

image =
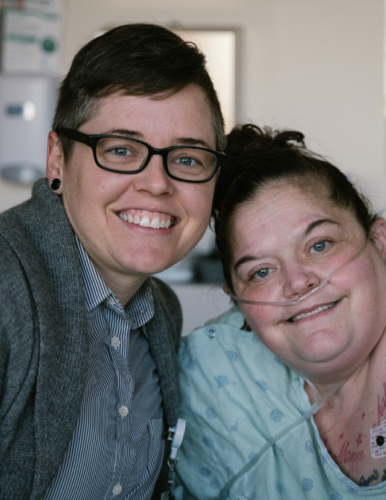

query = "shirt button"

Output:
[[111, 336, 120, 349], [112, 483, 122, 496], [207, 327, 216, 339], [118, 405, 128, 418]]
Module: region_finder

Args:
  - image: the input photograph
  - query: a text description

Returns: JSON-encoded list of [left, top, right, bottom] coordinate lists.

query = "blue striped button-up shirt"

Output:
[[44, 239, 165, 500]]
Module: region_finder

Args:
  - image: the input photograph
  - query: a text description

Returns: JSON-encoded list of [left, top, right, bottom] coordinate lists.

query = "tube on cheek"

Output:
[[230, 238, 368, 307]]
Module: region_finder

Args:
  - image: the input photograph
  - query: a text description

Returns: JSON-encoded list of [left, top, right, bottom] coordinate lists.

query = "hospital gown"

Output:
[[177, 307, 386, 499]]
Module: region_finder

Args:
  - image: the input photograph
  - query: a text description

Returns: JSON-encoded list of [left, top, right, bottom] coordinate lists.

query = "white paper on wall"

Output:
[[1, 0, 62, 74]]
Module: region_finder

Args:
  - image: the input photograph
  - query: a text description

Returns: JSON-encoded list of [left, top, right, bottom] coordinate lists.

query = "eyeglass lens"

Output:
[[96, 137, 217, 181]]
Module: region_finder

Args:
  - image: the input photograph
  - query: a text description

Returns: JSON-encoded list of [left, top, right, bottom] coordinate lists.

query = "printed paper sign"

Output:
[[1, 0, 62, 74]]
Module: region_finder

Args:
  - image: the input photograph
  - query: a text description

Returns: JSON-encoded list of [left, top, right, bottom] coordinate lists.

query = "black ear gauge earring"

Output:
[[50, 178, 61, 191]]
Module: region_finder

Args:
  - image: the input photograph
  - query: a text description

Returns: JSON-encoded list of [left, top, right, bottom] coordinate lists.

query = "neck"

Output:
[[305, 369, 366, 414], [93, 261, 148, 307], [302, 344, 386, 436]]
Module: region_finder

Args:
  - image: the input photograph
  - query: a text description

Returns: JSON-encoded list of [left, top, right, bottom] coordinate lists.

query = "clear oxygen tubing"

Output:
[[229, 238, 369, 307], [217, 377, 347, 500]]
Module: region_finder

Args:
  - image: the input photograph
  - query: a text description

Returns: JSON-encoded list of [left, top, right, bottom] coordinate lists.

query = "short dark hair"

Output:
[[213, 124, 377, 292], [52, 23, 225, 161]]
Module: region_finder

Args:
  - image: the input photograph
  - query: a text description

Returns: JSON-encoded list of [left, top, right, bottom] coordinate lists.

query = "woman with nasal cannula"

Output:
[[175, 125, 386, 499]]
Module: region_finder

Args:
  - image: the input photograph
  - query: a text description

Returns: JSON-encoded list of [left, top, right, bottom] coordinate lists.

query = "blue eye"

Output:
[[177, 156, 197, 167], [312, 241, 327, 253], [111, 147, 131, 156], [256, 268, 270, 278]]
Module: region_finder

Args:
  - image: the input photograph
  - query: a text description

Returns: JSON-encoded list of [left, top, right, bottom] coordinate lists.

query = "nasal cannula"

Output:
[[230, 238, 368, 307]]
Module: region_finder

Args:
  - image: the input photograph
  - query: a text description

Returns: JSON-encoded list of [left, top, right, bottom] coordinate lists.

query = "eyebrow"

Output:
[[104, 129, 213, 149], [233, 218, 340, 272], [303, 218, 339, 236], [105, 128, 142, 138], [175, 137, 213, 149]]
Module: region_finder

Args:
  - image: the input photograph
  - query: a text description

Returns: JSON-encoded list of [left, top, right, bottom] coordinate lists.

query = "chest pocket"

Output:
[[126, 418, 165, 489], [148, 418, 164, 440]]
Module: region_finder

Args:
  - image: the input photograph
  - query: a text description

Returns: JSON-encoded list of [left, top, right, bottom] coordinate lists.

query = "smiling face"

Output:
[[46, 84, 217, 302], [230, 182, 386, 382]]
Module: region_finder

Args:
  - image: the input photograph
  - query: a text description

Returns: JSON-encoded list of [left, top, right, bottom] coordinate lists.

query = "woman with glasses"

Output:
[[177, 124, 386, 499], [0, 24, 227, 500]]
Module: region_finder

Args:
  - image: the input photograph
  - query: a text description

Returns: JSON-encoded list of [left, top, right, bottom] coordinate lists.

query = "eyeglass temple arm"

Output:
[[59, 128, 90, 145], [218, 154, 227, 167]]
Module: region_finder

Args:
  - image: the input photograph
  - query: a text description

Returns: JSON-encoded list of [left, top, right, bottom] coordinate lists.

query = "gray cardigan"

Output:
[[0, 179, 182, 500]]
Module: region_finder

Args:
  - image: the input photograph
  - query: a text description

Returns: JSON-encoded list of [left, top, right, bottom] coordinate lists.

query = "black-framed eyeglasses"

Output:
[[58, 128, 226, 183]]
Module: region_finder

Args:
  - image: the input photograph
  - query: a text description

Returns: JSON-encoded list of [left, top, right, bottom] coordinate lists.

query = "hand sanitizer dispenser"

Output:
[[0, 74, 58, 184]]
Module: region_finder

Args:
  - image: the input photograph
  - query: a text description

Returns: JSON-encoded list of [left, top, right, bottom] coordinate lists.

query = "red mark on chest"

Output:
[[362, 412, 366, 419], [329, 440, 365, 466], [339, 433, 344, 440], [356, 433, 362, 446], [377, 382, 386, 425]]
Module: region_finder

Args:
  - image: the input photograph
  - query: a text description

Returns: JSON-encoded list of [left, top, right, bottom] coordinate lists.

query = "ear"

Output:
[[223, 283, 230, 296], [370, 217, 386, 260], [46, 130, 64, 194]]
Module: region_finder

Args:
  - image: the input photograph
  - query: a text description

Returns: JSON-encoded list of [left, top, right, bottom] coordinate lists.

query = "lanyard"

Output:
[[161, 418, 186, 500]]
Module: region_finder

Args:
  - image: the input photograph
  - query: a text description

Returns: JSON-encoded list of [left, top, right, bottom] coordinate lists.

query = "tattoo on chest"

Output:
[[359, 469, 379, 486], [378, 383, 386, 425], [359, 469, 386, 486], [327, 439, 366, 466]]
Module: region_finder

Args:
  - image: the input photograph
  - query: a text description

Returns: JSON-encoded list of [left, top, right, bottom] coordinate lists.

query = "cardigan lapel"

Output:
[[144, 281, 180, 430], [0, 180, 89, 499]]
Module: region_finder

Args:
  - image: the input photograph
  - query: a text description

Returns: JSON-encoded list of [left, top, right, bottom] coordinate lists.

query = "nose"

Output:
[[132, 153, 174, 197], [282, 262, 320, 300]]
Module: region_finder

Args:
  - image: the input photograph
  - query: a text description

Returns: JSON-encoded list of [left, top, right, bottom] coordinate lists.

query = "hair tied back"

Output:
[[226, 124, 305, 159], [271, 130, 305, 150]]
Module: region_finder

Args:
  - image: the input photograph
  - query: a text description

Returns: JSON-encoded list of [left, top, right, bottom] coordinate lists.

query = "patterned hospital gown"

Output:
[[176, 307, 386, 499]]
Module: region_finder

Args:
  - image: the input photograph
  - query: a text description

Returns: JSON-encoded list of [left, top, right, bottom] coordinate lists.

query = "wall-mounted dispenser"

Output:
[[0, 74, 58, 184]]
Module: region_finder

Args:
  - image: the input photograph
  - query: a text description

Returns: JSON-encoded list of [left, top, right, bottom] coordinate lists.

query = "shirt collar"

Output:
[[75, 237, 154, 329]]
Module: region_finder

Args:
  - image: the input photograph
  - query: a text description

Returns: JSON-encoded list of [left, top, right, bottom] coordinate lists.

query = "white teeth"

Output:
[[291, 302, 336, 323], [139, 215, 150, 227], [118, 212, 173, 229], [150, 218, 160, 229]]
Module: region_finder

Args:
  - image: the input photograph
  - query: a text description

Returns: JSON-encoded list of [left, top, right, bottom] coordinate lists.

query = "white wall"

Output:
[[0, 181, 31, 212], [2, 0, 384, 208], [61, 0, 385, 180]]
